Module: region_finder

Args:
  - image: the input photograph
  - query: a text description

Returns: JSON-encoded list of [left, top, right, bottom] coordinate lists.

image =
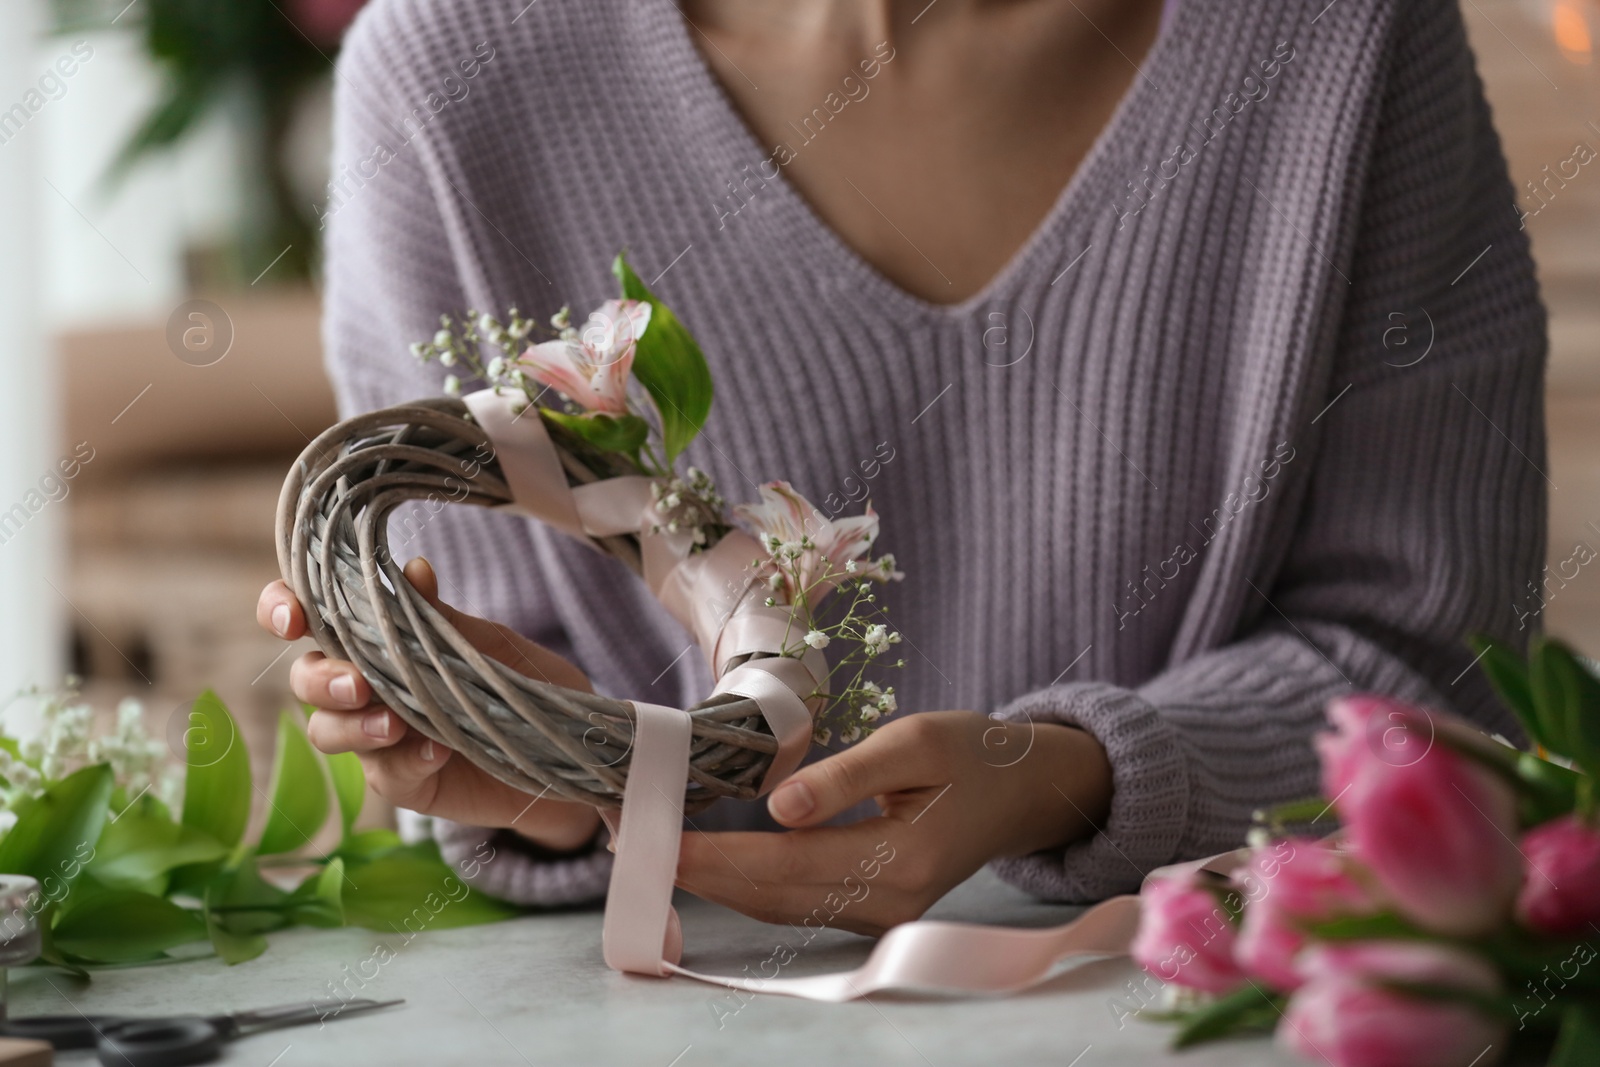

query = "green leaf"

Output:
[[1307, 912, 1424, 941], [1551, 1003, 1600, 1067], [53, 890, 207, 964], [205, 908, 268, 966], [613, 252, 714, 462], [336, 828, 405, 862], [288, 859, 346, 928], [1262, 795, 1335, 826], [1171, 984, 1282, 1049], [180, 690, 252, 849], [0, 763, 112, 891], [256, 711, 330, 856], [1531, 638, 1600, 776], [540, 409, 651, 457], [1470, 635, 1547, 748], [204, 861, 292, 937], [342, 845, 516, 931], [89, 811, 228, 888], [325, 751, 366, 840]]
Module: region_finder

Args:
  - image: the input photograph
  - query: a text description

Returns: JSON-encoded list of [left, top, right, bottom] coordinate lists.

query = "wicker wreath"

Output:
[[274, 397, 786, 812]]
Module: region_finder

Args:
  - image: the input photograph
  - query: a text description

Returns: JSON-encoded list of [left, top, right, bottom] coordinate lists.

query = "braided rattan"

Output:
[[275, 397, 779, 810]]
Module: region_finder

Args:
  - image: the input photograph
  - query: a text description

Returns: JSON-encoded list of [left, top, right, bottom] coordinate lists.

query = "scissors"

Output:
[[1, 996, 403, 1066]]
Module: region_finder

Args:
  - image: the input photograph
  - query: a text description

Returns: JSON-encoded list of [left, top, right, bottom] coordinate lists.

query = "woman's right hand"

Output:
[[256, 557, 603, 851]]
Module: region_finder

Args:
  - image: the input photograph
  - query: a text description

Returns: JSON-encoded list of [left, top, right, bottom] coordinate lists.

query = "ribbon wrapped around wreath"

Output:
[[464, 386, 1248, 993], [464, 388, 822, 973]]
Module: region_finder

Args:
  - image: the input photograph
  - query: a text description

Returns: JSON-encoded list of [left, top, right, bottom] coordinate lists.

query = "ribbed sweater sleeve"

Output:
[[322, 10, 611, 906], [991, 0, 1547, 901]]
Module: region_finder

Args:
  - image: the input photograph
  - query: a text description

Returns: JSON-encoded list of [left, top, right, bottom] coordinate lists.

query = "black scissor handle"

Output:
[[97, 1016, 222, 1067], [1, 1013, 127, 1049]]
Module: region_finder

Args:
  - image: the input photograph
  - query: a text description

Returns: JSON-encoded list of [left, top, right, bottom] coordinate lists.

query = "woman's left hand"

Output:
[[675, 710, 1114, 936]]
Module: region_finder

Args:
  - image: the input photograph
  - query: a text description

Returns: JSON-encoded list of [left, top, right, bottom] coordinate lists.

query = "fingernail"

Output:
[[769, 780, 815, 822], [420, 740, 436, 762], [270, 604, 291, 637], [329, 674, 358, 706], [362, 711, 391, 738]]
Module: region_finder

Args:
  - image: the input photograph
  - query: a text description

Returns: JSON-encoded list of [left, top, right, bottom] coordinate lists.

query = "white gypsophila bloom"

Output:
[[443, 375, 461, 396], [478, 312, 495, 334], [878, 689, 897, 712], [409, 342, 426, 357], [803, 630, 830, 650], [812, 726, 832, 746], [841, 725, 862, 744], [863, 624, 891, 654], [845, 560, 858, 574], [1245, 827, 1272, 850], [861, 705, 881, 722], [486, 356, 506, 379], [433, 329, 452, 347]]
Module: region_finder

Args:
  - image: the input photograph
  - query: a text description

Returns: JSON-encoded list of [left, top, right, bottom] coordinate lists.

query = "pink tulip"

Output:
[[1130, 873, 1247, 995], [521, 299, 650, 416], [1317, 696, 1522, 936], [288, 0, 367, 44], [1281, 942, 1505, 1067], [1234, 838, 1377, 990], [734, 481, 880, 603], [1516, 814, 1600, 936]]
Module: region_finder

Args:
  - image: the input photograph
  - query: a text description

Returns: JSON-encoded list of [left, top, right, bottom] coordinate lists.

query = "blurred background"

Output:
[[0, 0, 1597, 792]]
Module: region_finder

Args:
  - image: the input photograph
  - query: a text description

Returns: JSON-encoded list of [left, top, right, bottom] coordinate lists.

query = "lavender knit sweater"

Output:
[[322, 0, 1546, 906]]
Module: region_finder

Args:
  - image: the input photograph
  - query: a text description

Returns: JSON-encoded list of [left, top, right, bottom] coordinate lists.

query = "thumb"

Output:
[[403, 556, 468, 627], [766, 720, 939, 828]]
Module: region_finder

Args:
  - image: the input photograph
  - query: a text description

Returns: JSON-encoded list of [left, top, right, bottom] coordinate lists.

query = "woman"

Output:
[[257, 0, 1545, 934]]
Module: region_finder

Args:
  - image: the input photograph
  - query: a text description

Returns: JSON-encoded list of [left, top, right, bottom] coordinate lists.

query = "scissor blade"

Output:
[[231, 998, 405, 1033]]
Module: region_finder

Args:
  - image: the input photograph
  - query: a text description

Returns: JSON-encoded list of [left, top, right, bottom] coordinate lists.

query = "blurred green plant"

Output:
[[50, 0, 366, 282], [0, 688, 514, 975]]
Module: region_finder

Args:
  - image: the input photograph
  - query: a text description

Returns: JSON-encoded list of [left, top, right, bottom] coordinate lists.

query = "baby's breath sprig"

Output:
[[744, 523, 906, 744], [409, 307, 547, 410]]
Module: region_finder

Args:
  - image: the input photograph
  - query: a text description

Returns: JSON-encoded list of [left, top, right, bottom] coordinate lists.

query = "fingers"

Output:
[[307, 707, 408, 754], [675, 826, 910, 936], [766, 716, 944, 828], [256, 580, 307, 640], [290, 651, 372, 710], [355, 733, 453, 812]]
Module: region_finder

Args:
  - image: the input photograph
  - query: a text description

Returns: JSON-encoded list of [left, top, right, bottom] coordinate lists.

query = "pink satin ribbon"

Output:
[[464, 389, 1208, 999]]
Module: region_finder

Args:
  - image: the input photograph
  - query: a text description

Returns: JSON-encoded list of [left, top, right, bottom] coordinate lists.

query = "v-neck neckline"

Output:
[[636, 0, 1183, 321]]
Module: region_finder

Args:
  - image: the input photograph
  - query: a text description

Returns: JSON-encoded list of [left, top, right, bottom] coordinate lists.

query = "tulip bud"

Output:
[[1234, 838, 1377, 990], [1131, 873, 1247, 995], [1281, 942, 1505, 1067], [1318, 697, 1521, 936], [1516, 814, 1600, 937]]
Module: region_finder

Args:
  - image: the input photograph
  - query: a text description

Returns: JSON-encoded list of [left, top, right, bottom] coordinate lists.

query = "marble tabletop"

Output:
[[11, 870, 1304, 1067]]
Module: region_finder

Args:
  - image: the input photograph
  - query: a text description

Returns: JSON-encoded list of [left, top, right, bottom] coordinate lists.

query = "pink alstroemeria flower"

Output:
[[521, 299, 651, 416], [734, 481, 880, 603]]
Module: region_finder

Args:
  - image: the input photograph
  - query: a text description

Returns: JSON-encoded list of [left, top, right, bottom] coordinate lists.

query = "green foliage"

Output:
[[1551, 1003, 1600, 1067], [613, 252, 715, 462], [1471, 635, 1600, 817], [1170, 984, 1282, 1049], [53, 889, 208, 964], [180, 689, 251, 848], [0, 764, 112, 891], [542, 409, 652, 458], [0, 691, 521, 978], [255, 712, 330, 855], [340, 843, 516, 931]]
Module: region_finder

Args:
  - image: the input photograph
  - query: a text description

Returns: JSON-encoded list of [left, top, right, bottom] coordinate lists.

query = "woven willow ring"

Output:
[[274, 397, 785, 812]]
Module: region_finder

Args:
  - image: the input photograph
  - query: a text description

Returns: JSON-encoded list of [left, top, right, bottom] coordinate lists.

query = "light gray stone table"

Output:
[[11, 871, 1303, 1067]]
